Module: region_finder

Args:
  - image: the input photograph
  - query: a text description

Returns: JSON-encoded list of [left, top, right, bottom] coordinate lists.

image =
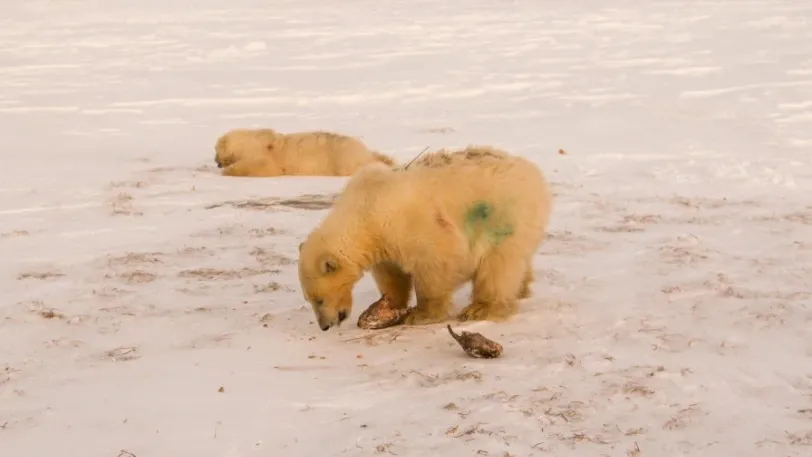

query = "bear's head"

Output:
[[297, 237, 363, 331], [214, 128, 279, 168]]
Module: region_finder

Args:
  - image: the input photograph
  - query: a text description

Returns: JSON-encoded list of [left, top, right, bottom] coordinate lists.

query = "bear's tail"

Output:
[[371, 151, 398, 167]]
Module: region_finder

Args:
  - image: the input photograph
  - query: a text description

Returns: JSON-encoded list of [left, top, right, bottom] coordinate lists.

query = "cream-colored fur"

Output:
[[214, 128, 397, 177], [297, 145, 553, 332]]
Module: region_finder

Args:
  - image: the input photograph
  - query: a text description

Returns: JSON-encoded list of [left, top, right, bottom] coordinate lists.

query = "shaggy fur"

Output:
[[214, 128, 396, 177], [297, 145, 553, 332]]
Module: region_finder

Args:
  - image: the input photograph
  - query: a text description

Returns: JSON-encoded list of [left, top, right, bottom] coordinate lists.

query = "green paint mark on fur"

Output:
[[464, 201, 514, 246], [489, 226, 515, 244], [465, 202, 491, 224]]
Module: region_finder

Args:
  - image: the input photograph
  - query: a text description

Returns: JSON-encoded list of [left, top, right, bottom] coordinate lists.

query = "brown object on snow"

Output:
[[357, 294, 411, 329], [447, 325, 503, 358]]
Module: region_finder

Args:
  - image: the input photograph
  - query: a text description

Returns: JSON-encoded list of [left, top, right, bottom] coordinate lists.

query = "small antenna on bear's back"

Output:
[[404, 145, 430, 170]]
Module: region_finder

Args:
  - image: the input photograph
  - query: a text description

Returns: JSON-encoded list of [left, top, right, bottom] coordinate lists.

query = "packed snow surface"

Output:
[[1, 0, 811, 456]]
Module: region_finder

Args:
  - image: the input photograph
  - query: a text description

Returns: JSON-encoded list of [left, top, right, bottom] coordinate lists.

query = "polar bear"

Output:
[[213, 128, 397, 177], [297, 145, 553, 332]]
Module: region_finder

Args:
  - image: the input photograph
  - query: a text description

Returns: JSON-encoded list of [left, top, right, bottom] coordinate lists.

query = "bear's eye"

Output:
[[313, 298, 324, 306]]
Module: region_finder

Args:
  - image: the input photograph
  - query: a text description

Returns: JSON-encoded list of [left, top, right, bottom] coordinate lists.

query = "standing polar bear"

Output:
[[213, 128, 397, 177], [297, 145, 553, 332]]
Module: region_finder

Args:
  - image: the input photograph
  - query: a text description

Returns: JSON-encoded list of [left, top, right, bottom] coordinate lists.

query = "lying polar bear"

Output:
[[213, 128, 396, 177]]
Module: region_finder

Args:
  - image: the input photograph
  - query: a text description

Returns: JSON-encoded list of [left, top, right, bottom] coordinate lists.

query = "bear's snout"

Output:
[[315, 310, 347, 331], [317, 313, 335, 331]]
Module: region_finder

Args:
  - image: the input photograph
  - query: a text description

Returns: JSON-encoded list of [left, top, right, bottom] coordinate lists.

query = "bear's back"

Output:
[[394, 146, 548, 226]]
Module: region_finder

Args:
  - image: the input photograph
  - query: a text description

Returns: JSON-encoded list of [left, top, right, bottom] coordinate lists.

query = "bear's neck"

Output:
[[354, 233, 406, 272], [350, 234, 383, 271], [336, 218, 406, 273], [318, 221, 380, 271]]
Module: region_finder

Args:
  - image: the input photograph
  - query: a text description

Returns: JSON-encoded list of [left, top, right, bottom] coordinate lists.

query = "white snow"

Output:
[[2, 0, 811, 456]]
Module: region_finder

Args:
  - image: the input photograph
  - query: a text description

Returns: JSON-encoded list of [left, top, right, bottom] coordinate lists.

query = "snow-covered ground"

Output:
[[2, 0, 811, 455]]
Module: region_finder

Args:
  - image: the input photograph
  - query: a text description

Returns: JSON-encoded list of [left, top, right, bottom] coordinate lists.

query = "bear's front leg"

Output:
[[370, 261, 412, 309], [516, 263, 534, 300], [402, 277, 454, 326], [458, 252, 528, 322], [222, 157, 281, 177], [403, 296, 451, 325]]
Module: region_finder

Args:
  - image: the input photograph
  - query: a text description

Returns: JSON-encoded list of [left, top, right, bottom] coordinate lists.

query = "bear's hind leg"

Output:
[[370, 261, 412, 309], [458, 249, 527, 322]]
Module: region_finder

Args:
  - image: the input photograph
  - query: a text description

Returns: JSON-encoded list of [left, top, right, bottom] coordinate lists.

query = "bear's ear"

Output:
[[320, 255, 339, 274]]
